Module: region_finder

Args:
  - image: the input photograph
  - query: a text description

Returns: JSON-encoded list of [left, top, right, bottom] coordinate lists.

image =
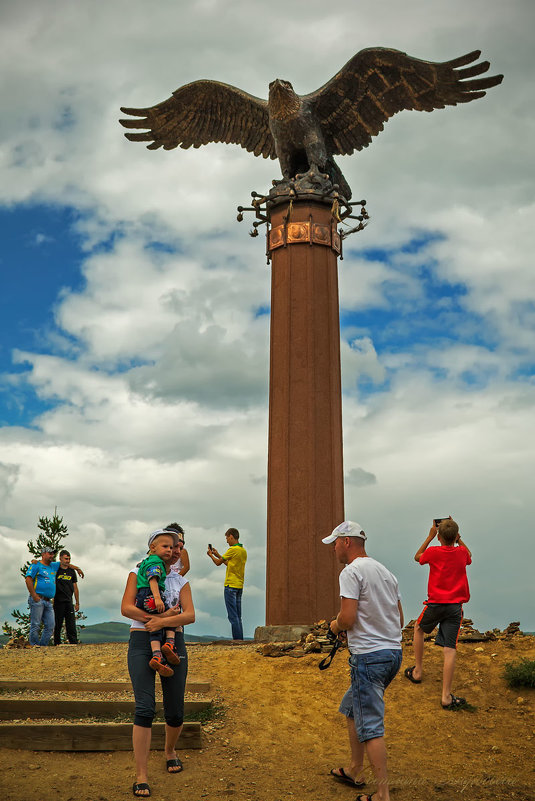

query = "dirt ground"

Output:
[[0, 636, 534, 801]]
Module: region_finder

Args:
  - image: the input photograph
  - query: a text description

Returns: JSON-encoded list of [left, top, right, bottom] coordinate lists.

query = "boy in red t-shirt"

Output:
[[404, 518, 472, 709]]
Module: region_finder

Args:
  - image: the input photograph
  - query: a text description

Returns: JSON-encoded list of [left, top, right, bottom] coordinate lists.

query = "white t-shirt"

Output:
[[339, 556, 402, 655], [129, 567, 188, 631], [169, 557, 183, 575]]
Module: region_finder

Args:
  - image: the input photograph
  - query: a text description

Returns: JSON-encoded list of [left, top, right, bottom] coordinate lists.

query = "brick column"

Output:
[[265, 199, 344, 625]]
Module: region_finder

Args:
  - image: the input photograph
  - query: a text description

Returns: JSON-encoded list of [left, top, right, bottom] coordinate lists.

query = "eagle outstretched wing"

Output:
[[120, 79, 276, 159], [306, 47, 504, 156]]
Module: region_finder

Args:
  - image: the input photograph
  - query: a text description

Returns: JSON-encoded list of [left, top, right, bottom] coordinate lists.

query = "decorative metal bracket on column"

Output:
[[236, 181, 369, 263]]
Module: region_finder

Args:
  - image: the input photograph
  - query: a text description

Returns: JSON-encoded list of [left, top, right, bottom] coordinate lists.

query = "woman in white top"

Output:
[[121, 528, 195, 798], [165, 522, 190, 577]]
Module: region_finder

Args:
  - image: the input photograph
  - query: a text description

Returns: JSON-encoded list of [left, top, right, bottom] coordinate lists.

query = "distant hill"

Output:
[[80, 622, 227, 644], [79, 621, 131, 643], [0, 622, 229, 646]]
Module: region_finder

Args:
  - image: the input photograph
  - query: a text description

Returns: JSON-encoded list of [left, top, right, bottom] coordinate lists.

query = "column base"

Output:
[[254, 624, 312, 643]]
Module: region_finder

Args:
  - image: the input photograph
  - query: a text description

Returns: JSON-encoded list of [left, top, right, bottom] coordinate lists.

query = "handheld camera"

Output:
[[318, 622, 346, 671]]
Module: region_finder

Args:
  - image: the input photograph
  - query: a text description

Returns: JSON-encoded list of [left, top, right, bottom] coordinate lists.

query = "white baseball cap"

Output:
[[147, 528, 179, 548], [322, 520, 366, 544]]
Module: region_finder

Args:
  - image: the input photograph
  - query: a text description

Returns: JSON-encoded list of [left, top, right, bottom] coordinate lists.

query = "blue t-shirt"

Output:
[[26, 561, 60, 598]]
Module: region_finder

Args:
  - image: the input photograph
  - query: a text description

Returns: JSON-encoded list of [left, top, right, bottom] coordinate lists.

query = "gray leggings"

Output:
[[127, 630, 188, 728]]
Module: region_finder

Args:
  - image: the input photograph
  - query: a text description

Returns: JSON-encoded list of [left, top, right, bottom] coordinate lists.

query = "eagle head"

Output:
[[268, 79, 301, 120]]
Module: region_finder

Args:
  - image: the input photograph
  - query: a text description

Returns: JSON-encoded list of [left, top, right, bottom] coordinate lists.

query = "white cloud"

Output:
[[0, 462, 20, 504], [345, 467, 377, 488], [341, 336, 387, 391], [428, 204, 535, 345]]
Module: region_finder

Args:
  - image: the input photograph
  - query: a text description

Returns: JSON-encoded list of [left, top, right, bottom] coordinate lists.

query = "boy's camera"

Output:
[[434, 518, 445, 527]]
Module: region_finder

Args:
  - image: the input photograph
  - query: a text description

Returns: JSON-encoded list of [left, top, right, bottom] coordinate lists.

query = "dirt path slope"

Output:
[[0, 636, 534, 800]]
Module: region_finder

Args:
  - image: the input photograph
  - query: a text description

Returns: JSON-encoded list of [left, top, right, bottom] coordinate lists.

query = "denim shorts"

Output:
[[339, 648, 402, 742]]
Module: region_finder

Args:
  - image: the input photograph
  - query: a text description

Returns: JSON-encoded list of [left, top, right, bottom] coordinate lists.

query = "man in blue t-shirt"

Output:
[[25, 548, 84, 646], [25, 547, 59, 646]]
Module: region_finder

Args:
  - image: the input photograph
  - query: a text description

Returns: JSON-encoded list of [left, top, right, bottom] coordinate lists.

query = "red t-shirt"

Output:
[[419, 545, 471, 603]]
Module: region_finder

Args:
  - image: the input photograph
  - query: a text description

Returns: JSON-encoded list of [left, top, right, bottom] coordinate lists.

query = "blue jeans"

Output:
[[342, 648, 402, 742], [28, 596, 55, 646], [224, 586, 243, 639], [127, 631, 188, 728]]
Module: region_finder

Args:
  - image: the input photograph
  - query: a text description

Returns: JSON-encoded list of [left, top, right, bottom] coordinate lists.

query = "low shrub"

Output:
[[503, 658, 535, 688]]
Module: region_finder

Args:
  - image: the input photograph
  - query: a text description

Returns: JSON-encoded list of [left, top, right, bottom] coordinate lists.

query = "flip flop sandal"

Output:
[[166, 757, 183, 773], [404, 666, 422, 684], [132, 782, 151, 797], [356, 795, 374, 801], [330, 768, 366, 788], [442, 693, 467, 710]]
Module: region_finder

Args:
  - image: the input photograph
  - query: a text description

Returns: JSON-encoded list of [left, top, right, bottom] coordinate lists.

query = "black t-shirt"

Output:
[[55, 566, 77, 602]]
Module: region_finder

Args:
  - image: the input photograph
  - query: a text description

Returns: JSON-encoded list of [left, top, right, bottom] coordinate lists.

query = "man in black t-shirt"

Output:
[[54, 549, 81, 645]]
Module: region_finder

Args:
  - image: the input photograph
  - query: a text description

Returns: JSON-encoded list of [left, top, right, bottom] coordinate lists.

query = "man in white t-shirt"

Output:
[[324, 521, 403, 801]]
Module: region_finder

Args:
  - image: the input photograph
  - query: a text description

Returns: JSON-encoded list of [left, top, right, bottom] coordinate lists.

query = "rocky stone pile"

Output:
[[502, 621, 523, 637], [258, 618, 528, 657], [3, 636, 31, 649], [458, 618, 492, 642], [256, 619, 338, 659], [401, 618, 524, 644]]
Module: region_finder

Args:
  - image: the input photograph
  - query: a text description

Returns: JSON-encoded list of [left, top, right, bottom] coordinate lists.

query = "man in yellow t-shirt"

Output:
[[207, 528, 247, 639]]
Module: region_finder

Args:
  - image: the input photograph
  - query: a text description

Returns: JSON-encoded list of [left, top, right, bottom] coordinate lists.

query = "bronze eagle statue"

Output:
[[120, 47, 503, 200]]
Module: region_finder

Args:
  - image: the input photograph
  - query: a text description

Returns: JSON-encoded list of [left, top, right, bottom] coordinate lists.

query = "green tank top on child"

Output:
[[137, 554, 167, 593]]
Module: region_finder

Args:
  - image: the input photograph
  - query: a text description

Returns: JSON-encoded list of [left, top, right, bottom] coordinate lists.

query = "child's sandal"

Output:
[[149, 652, 174, 677], [161, 641, 181, 665]]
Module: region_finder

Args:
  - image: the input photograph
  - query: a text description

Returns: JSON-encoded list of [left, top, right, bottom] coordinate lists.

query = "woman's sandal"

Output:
[[132, 782, 151, 797], [166, 757, 183, 774]]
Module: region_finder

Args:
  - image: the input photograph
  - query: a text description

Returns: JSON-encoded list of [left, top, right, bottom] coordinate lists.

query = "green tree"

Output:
[[3, 509, 86, 642]]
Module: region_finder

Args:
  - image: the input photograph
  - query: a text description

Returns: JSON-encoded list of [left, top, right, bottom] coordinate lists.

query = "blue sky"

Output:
[[0, 204, 85, 424], [1, 0, 534, 636]]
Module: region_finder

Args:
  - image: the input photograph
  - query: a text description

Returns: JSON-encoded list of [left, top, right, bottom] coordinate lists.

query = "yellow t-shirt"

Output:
[[222, 544, 247, 588]]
